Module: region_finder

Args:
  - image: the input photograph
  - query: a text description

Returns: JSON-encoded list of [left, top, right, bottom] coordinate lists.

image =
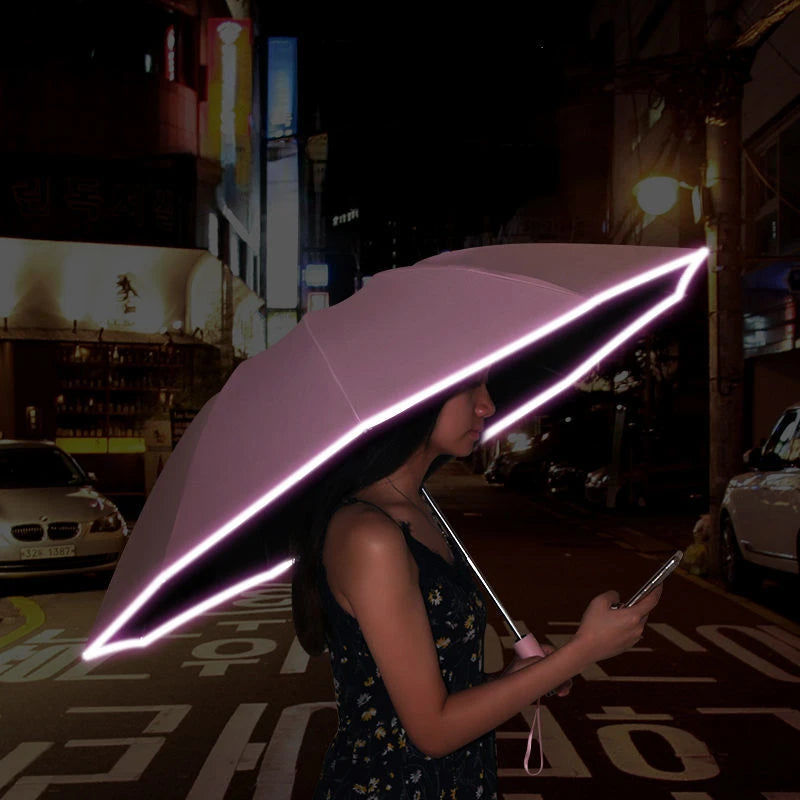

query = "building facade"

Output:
[[0, 0, 267, 506], [597, 0, 800, 460]]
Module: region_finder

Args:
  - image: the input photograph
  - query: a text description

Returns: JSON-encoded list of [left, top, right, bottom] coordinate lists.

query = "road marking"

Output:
[[586, 707, 673, 721], [54, 654, 149, 681], [759, 625, 800, 651], [66, 705, 191, 733], [697, 625, 800, 681], [0, 744, 52, 792], [186, 703, 267, 800], [182, 659, 260, 677], [596, 724, 719, 780], [254, 702, 336, 799], [280, 636, 310, 674], [27, 630, 85, 644], [236, 742, 266, 771], [0, 644, 82, 682], [547, 633, 715, 683], [6, 737, 165, 797], [648, 623, 708, 651], [217, 620, 285, 632], [498, 706, 591, 778], [0, 599, 44, 650], [697, 707, 800, 732]]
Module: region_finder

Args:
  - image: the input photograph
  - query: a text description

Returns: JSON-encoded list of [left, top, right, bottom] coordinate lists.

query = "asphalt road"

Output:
[[1, 461, 798, 799]]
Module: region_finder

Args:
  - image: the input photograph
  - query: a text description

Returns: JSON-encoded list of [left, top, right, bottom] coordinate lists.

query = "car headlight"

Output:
[[90, 511, 125, 533]]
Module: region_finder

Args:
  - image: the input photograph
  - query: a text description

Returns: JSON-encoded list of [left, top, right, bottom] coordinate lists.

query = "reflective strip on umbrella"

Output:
[[84, 244, 708, 660]]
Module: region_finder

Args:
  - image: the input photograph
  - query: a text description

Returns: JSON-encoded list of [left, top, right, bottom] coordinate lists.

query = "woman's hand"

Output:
[[573, 585, 662, 663]]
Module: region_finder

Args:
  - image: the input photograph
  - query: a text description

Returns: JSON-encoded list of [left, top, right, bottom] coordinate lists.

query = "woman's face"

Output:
[[428, 374, 496, 458]]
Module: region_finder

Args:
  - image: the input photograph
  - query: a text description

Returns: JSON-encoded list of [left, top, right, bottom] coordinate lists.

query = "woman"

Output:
[[291, 375, 661, 799]]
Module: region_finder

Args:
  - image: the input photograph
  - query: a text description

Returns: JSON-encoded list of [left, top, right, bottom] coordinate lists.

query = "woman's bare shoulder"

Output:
[[324, 502, 418, 615], [326, 501, 407, 557]]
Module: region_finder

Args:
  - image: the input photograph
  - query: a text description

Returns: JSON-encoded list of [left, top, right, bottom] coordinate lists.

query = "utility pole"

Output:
[[704, 0, 800, 576], [612, 0, 800, 577], [705, 4, 745, 578]]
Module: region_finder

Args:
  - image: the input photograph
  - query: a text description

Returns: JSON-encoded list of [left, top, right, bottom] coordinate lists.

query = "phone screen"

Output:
[[617, 550, 683, 608]]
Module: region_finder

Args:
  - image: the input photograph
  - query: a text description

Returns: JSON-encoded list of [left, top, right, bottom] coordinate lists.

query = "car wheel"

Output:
[[720, 515, 751, 592]]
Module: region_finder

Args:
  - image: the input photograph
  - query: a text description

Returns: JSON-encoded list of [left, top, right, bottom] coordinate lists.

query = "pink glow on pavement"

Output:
[[83, 246, 708, 660]]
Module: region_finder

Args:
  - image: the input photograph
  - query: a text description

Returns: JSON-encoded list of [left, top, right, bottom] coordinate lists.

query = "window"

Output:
[[762, 409, 799, 464], [747, 115, 800, 257]]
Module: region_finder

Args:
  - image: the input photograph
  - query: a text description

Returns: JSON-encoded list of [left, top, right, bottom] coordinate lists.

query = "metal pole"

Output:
[[705, 5, 745, 578], [420, 486, 525, 641]]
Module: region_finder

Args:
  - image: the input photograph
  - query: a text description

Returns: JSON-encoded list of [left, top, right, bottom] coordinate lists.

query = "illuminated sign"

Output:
[[332, 208, 359, 226], [265, 37, 300, 338], [267, 38, 298, 139], [204, 19, 253, 188], [307, 292, 330, 312], [304, 264, 329, 287]]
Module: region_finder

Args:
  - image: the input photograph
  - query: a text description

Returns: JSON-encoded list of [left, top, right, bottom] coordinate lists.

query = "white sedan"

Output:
[[720, 402, 800, 590], [0, 440, 129, 578]]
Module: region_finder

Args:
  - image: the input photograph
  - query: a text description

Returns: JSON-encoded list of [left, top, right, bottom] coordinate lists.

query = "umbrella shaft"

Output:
[[420, 487, 523, 642]]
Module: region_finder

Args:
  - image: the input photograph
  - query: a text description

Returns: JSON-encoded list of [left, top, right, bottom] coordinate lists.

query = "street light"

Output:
[[632, 176, 706, 224], [633, 153, 743, 584]]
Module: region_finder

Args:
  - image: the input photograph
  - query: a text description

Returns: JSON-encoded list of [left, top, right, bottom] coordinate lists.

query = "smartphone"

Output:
[[613, 550, 683, 609]]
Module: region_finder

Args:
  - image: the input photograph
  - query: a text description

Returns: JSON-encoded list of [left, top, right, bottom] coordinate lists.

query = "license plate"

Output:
[[20, 545, 76, 560]]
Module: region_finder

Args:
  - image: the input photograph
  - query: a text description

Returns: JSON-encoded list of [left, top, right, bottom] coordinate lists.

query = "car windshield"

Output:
[[761, 409, 800, 464], [0, 447, 87, 489]]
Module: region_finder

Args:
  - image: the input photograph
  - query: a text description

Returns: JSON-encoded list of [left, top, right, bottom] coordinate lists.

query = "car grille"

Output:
[[47, 522, 80, 540], [11, 524, 44, 542], [0, 553, 118, 573]]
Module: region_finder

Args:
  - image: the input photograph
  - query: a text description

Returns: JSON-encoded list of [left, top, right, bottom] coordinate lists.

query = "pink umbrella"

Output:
[[83, 243, 708, 661]]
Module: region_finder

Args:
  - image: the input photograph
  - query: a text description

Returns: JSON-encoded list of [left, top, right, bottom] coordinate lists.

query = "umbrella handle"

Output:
[[514, 633, 545, 658]]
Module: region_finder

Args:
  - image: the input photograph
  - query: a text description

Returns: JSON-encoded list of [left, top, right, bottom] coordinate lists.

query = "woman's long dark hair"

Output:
[[289, 395, 451, 656]]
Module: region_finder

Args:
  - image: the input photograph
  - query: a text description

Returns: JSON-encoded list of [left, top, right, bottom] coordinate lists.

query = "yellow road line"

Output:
[[0, 597, 45, 649]]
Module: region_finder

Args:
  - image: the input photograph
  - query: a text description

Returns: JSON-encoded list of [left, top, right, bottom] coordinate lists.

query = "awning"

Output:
[[0, 236, 265, 354]]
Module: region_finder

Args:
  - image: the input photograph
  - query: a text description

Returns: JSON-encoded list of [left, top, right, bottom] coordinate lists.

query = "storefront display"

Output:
[[54, 342, 192, 454]]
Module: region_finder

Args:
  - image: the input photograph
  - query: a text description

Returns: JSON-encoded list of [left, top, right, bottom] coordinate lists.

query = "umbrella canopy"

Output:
[[84, 243, 708, 660]]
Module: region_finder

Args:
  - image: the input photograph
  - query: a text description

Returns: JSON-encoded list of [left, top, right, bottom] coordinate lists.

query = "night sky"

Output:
[[268, 10, 601, 235]]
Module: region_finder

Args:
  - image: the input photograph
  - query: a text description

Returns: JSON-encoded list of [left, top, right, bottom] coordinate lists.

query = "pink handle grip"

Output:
[[514, 633, 545, 659]]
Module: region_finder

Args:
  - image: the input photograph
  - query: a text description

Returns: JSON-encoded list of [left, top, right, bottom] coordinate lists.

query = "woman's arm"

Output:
[[324, 510, 661, 759]]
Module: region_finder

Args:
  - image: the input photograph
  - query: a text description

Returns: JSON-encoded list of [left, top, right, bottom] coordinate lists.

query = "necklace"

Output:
[[385, 476, 451, 544]]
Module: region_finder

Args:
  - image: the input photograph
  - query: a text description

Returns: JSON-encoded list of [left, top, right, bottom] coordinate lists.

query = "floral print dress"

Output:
[[314, 498, 497, 800]]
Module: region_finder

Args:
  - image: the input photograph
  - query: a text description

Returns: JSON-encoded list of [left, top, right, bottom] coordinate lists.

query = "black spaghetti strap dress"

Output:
[[314, 498, 498, 800]]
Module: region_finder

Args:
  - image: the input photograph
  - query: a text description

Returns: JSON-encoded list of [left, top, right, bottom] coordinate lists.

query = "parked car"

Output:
[[0, 440, 129, 578], [546, 461, 588, 499], [585, 461, 707, 510], [720, 402, 800, 591], [484, 429, 553, 489]]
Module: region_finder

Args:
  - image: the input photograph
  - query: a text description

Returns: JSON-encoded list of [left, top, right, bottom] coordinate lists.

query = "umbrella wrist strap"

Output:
[[523, 700, 544, 776], [514, 632, 546, 776]]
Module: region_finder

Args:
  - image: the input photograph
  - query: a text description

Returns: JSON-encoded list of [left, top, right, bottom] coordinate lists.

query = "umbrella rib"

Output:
[[304, 318, 362, 422]]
